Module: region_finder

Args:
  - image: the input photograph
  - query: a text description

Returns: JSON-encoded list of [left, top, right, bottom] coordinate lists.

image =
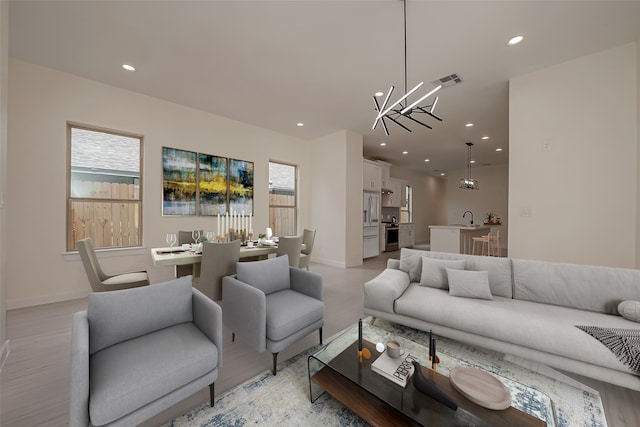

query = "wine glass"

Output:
[[192, 230, 201, 245], [166, 233, 177, 254], [206, 231, 216, 242]]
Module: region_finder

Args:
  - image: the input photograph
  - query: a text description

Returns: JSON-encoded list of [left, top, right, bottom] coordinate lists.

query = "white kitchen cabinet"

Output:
[[380, 224, 386, 253], [399, 224, 415, 248], [382, 178, 403, 207], [363, 226, 380, 258], [363, 160, 381, 192], [378, 161, 391, 190], [400, 180, 408, 207]]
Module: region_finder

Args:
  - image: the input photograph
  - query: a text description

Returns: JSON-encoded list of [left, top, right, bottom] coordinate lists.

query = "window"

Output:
[[268, 161, 297, 236], [67, 123, 143, 251], [400, 184, 412, 223]]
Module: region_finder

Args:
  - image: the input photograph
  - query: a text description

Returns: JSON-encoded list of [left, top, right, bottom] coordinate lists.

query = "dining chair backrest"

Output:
[[176, 230, 203, 277], [301, 229, 316, 256], [77, 238, 109, 287], [196, 239, 241, 300], [276, 235, 303, 268]]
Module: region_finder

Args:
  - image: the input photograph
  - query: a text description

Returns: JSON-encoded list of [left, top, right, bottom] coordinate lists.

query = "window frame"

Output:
[[268, 160, 298, 236], [66, 122, 144, 251]]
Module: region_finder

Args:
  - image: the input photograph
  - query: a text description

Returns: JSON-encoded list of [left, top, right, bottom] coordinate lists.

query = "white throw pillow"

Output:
[[419, 257, 466, 289], [399, 253, 422, 282], [446, 268, 493, 300], [618, 300, 640, 323]]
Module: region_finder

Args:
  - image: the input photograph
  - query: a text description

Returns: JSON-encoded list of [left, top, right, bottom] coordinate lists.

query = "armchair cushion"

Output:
[[89, 322, 218, 426], [236, 255, 291, 295], [88, 276, 193, 354], [265, 289, 325, 342]]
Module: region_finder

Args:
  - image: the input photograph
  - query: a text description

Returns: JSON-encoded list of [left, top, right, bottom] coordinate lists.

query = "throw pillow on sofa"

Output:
[[618, 300, 640, 322], [446, 268, 493, 300], [419, 257, 466, 289], [400, 253, 423, 282]]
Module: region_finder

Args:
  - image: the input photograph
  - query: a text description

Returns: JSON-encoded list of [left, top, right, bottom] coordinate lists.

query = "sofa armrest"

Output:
[[387, 258, 400, 269], [289, 267, 323, 301], [364, 268, 411, 313], [222, 275, 267, 352], [192, 288, 223, 369], [69, 311, 90, 427]]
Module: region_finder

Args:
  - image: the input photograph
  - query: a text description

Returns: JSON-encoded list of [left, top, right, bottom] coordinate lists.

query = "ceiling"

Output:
[[9, 0, 640, 174]]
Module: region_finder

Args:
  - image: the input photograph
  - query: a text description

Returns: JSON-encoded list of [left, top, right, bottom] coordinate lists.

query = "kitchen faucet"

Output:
[[463, 210, 474, 225]]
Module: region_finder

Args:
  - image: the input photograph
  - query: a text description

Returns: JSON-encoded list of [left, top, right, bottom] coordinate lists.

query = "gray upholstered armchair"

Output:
[[222, 254, 324, 375], [69, 276, 222, 427]]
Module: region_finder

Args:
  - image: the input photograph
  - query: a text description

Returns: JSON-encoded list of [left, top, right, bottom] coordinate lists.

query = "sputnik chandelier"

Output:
[[372, 0, 443, 136]]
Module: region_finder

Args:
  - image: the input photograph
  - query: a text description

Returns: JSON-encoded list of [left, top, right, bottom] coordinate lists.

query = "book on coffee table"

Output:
[[371, 351, 418, 387]]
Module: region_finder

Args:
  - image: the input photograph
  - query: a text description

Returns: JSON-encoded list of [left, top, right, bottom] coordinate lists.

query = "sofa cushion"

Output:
[[513, 258, 640, 314], [364, 268, 411, 313], [88, 276, 193, 354], [399, 253, 422, 282], [394, 284, 639, 374], [237, 254, 290, 295], [447, 268, 493, 300], [89, 322, 218, 426], [265, 289, 324, 341], [400, 248, 513, 298], [419, 257, 466, 289], [618, 300, 640, 323]]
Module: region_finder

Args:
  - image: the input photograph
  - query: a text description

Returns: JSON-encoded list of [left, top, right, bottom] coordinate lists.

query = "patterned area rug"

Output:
[[167, 319, 607, 427]]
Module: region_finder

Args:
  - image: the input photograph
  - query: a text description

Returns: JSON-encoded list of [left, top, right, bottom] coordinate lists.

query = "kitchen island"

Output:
[[429, 225, 491, 254]]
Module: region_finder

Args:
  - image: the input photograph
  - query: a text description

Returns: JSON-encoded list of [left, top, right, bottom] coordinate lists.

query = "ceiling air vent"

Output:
[[433, 73, 463, 88]]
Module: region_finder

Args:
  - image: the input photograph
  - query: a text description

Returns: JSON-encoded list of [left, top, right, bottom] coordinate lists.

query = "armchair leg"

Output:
[[209, 383, 215, 407], [272, 353, 278, 376], [319, 327, 323, 345], [232, 332, 235, 342]]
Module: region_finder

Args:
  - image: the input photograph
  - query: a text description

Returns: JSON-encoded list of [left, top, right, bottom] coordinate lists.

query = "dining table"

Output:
[[150, 243, 305, 277]]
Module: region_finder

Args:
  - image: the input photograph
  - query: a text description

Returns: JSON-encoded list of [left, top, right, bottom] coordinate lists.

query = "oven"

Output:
[[385, 225, 399, 252]]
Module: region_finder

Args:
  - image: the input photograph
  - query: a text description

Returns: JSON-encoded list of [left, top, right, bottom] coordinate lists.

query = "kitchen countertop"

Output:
[[429, 224, 490, 230]]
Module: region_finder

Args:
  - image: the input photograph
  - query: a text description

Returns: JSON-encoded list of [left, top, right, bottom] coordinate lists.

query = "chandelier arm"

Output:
[[371, 96, 383, 130], [385, 115, 413, 132], [380, 116, 390, 136], [415, 106, 443, 122], [403, 114, 433, 130]]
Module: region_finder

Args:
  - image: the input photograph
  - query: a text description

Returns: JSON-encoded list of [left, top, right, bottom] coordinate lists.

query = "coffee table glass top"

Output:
[[308, 319, 554, 426]]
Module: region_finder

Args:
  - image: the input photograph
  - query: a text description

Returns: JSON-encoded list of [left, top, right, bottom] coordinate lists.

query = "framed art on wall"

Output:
[[162, 147, 197, 215], [198, 153, 228, 216], [229, 158, 254, 215]]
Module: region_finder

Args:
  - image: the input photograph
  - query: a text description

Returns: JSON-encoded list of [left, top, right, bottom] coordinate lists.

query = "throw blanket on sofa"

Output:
[[576, 326, 640, 373]]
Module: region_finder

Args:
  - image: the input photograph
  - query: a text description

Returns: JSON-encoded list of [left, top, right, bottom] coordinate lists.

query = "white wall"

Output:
[[509, 43, 638, 267], [306, 130, 363, 268], [6, 59, 356, 308], [390, 167, 447, 244], [444, 164, 509, 251], [1, 0, 10, 367]]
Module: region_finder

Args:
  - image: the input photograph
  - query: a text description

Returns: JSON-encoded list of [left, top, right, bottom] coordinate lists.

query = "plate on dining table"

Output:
[[157, 249, 186, 255]]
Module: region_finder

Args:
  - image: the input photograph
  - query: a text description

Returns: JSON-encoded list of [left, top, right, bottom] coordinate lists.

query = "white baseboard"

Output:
[[311, 258, 346, 268], [7, 290, 89, 310], [0, 339, 10, 373]]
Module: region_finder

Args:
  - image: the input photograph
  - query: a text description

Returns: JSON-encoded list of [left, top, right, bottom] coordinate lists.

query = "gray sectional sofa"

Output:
[[364, 248, 640, 391]]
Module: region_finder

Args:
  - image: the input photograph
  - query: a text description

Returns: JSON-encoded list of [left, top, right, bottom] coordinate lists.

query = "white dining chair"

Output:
[[276, 235, 303, 268], [298, 229, 316, 270]]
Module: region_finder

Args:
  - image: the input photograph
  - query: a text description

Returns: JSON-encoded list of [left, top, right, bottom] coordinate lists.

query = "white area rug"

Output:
[[167, 319, 606, 427]]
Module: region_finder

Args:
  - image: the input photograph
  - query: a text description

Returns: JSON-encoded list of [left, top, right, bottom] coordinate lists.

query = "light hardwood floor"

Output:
[[1, 252, 639, 427]]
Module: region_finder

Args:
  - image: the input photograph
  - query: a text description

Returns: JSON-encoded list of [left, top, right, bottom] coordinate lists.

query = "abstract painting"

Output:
[[198, 153, 228, 216], [162, 147, 197, 215], [228, 158, 254, 215]]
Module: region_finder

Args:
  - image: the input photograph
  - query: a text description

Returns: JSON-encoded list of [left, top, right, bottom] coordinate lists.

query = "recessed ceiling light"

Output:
[[402, 151, 408, 155], [482, 136, 489, 140], [424, 159, 430, 162], [470, 160, 476, 164], [440, 172, 446, 176], [465, 123, 474, 127], [496, 148, 503, 152], [507, 35, 524, 46], [380, 142, 386, 146], [374, 91, 384, 97], [122, 64, 135, 71], [297, 122, 304, 127]]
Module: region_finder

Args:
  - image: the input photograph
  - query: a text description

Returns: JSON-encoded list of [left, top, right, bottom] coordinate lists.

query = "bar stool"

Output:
[[489, 231, 502, 257], [472, 233, 493, 256]]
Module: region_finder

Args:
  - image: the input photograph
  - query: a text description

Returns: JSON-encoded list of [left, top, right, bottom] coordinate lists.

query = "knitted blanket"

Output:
[[576, 325, 640, 373]]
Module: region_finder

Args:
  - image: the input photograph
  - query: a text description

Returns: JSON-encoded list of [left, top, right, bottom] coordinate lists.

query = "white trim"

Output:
[[311, 258, 346, 268], [7, 290, 88, 310], [0, 340, 10, 373]]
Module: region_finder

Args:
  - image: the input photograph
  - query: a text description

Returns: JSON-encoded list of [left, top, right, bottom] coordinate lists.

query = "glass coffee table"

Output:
[[308, 320, 549, 427]]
